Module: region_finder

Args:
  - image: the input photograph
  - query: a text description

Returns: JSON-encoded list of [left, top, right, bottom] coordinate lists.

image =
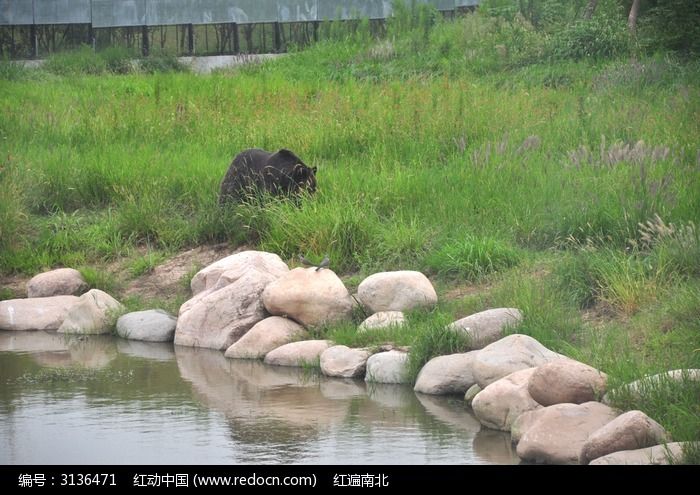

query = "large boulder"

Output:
[[528, 359, 608, 406], [365, 350, 410, 384], [589, 442, 689, 465], [358, 311, 406, 332], [579, 410, 671, 465], [516, 402, 619, 464], [27, 268, 88, 298], [262, 267, 353, 328], [263, 340, 332, 367], [414, 351, 479, 395], [471, 367, 541, 431], [357, 271, 437, 313], [320, 345, 372, 378], [57, 289, 124, 335], [175, 251, 289, 350], [472, 334, 562, 388], [448, 308, 523, 349], [189, 250, 288, 297], [224, 316, 307, 359], [0, 296, 79, 331], [116, 309, 177, 342]]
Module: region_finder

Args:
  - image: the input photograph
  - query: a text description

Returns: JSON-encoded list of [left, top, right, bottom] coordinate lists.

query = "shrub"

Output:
[[548, 15, 629, 60], [43, 45, 107, 75]]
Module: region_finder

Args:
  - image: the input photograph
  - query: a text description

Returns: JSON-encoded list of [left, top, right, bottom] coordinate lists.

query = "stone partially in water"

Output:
[[320, 345, 371, 378], [224, 316, 307, 360], [116, 309, 177, 342], [365, 350, 410, 384], [414, 351, 479, 395], [57, 289, 124, 335], [0, 296, 79, 331], [175, 251, 289, 350], [263, 340, 332, 367], [472, 367, 541, 432]]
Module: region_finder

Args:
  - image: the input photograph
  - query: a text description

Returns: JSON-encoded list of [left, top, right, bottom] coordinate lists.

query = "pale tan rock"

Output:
[[263, 340, 332, 367], [516, 402, 619, 464], [528, 359, 608, 406], [472, 334, 562, 388], [357, 271, 437, 313], [320, 345, 372, 378], [580, 410, 671, 464], [359, 311, 406, 331], [27, 268, 87, 298], [448, 308, 523, 349], [0, 296, 79, 331], [175, 252, 288, 350], [414, 351, 479, 395], [472, 367, 541, 431], [189, 250, 288, 296], [57, 289, 124, 335], [262, 267, 353, 328], [224, 316, 307, 359], [589, 442, 690, 465]]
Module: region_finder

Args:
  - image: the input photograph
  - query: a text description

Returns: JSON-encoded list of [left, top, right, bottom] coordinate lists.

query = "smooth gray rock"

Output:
[[27, 268, 88, 298], [414, 351, 479, 395], [365, 350, 409, 384], [116, 309, 177, 342], [448, 308, 523, 349]]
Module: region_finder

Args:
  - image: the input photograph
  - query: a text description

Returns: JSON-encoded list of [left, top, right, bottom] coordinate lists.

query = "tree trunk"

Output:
[[628, 0, 640, 33], [583, 0, 598, 20]]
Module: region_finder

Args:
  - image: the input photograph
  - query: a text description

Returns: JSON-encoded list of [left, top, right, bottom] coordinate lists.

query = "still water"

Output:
[[0, 331, 518, 465]]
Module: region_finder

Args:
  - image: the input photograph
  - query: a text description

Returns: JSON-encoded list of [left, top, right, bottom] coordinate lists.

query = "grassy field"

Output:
[[1, 8, 699, 459]]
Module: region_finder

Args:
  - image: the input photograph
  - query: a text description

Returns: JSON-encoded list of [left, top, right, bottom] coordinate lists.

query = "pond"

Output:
[[0, 331, 518, 465]]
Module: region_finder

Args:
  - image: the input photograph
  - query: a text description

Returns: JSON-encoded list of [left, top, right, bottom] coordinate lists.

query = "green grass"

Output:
[[1, 10, 699, 462]]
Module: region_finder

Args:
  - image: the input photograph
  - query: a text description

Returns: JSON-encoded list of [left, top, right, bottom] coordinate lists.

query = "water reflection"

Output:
[[0, 331, 517, 464]]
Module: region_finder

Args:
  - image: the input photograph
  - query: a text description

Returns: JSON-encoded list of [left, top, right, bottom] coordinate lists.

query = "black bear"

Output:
[[218, 148, 317, 205]]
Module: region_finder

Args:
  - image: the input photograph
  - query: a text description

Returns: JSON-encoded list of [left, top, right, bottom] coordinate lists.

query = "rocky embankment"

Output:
[[1, 250, 696, 464]]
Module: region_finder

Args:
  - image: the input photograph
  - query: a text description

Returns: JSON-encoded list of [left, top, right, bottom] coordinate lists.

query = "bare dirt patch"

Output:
[[123, 243, 239, 301]]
